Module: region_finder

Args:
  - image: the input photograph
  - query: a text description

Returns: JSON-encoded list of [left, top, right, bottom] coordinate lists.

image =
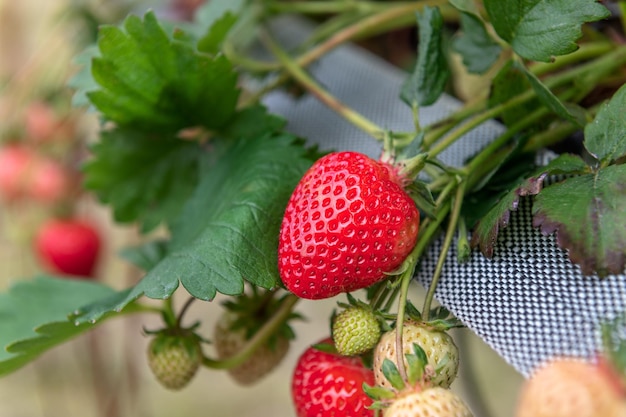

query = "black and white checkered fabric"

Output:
[[260, 16, 626, 377]]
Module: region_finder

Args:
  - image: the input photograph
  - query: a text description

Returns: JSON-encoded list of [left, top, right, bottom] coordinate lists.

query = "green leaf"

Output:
[[489, 60, 539, 127], [88, 11, 239, 132], [407, 180, 437, 219], [532, 164, 626, 277], [471, 179, 541, 257], [381, 358, 406, 391], [452, 12, 502, 74], [119, 240, 169, 272], [448, 0, 480, 14], [194, 0, 247, 31], [518, 62, 586, 126], [197, 11, 238, 54], [584, 83, 626, 165], [83, 128, 202, 232], [401, 6, 450, 107], [220, 105, 286, 140], [470, 154, 588, 257], [484, 0, 610, 62], [0, 276, 135, 376], [77, 135, 314, 323]]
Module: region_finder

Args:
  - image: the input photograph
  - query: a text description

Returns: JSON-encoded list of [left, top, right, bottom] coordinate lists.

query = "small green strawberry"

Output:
[[374, 320, 459, 389], [332, 302, 381, 356], [147, 332, 202, 391], [214, 288, 298, 386]]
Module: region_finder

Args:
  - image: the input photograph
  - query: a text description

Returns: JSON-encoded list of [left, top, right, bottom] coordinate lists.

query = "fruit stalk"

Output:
[[202, 293, 299, 370], [260, 30, 385, 140], [422, 180, 465, 321]]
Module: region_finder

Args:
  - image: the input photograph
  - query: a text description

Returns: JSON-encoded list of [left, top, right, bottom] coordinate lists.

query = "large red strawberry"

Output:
[[34, 218, 101, 278], [292, 338, 375, 417], [278, 151, 420, 299]]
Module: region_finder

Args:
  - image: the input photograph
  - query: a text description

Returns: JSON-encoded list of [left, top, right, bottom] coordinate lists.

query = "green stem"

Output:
[[266, 1, 433, 15], [245, 0, 451, 104], [394, 262, 417, 382], [161, 297, 177, 328], [369, 282, 391, 311], [422, 180, 465, 321], [260, 29, 385, 140], [424, 45, 626, 157], [465, 106, 551, 176], [382, 284, 402, 313], [175, 297, 196, 328], [202, 294, 299, 370], [385, 177, 457, 381], [529, 41, 615, 77]]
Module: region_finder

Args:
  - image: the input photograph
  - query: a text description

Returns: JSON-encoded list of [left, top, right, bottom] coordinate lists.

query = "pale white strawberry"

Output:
[[374, 320, 459, 389]]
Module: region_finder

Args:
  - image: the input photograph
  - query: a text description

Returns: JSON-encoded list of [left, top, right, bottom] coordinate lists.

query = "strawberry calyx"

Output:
[[219, 287, 301, 349], [403, 302, 464, 332], [364, 342, 434, 410], [147, 327, 204, 359]]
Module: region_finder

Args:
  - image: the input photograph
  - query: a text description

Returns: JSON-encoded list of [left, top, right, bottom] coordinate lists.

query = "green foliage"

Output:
[[519, 63, 586, 127], [0, 276, 138, 376], [530, 86, 626, 276], [488, 61, 539, 127], [119, 240, 169, 272], [470, 153, 588, 257], [401, 6, 449, 107], [76, 134, 314, 323], [484, 0, 610, 62], [470, 172, 548, 257], [474, 81, 626, 275], [452, 11, 501, 74], [584, 84, 626, 165], [533, 164, 626, 276], [84, 129, 202, 232], [88, 11, 239, 132]]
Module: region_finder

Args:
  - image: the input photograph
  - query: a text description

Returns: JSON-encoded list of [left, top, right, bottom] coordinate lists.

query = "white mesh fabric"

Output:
[[260, 16, 626, 376]]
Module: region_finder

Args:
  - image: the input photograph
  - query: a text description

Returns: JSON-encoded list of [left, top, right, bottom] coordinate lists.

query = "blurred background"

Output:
[[0, 0, 523, 416]]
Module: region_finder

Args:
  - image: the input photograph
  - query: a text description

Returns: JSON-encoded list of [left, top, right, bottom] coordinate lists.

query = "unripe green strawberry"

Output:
[[214, 310, 290, 386], [374, 321, 459, 389], [332, 306, 381, 356], [147, 334, 202, 390], [384, 387, 473, 417]]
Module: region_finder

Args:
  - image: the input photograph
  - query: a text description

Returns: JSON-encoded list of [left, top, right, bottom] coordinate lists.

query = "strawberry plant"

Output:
[[1, 0, 626, 415]]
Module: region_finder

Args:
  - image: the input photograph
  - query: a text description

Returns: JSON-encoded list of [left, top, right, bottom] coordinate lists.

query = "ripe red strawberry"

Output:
[[278, 151, 420, 299], [385, 386, 473, 417], [147, 333, 202, 391], [292, 338, 376, 417], [374, 321, 459, 390], [515, 357, 626, 417], [34, 218, 101, 278]]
